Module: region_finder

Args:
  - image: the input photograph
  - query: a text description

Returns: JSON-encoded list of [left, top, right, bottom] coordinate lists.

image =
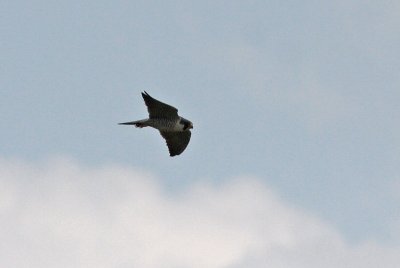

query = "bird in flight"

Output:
[[119, 91, 193, 157]]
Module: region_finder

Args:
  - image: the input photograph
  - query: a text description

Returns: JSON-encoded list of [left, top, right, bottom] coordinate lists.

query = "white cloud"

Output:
[[0, 157, 399, 268]]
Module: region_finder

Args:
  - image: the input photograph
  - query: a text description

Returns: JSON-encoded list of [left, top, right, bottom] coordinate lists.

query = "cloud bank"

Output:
[[0, 158, 399, 268]]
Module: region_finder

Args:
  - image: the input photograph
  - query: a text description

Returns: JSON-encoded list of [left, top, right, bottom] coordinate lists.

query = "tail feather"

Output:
[[119, 119, 148, 128]]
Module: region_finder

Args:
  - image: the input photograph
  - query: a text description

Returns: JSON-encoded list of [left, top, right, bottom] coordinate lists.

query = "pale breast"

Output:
[[148, 118, 183, 132], [172, 121, 185, 131]]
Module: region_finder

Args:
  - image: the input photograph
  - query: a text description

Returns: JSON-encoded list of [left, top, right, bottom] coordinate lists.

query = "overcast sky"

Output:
[[1, 1, 400, 267]]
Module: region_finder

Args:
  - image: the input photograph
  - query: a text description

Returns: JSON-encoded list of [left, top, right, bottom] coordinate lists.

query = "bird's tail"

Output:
[[118, 119, 148, 128]]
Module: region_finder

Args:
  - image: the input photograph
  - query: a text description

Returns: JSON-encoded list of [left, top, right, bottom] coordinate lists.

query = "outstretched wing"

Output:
[[142, 91, 179, 119], [159, 131, 191, 156]]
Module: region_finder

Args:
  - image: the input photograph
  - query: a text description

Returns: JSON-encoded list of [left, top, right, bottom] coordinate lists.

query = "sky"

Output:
[[1, 0, 400, 267]]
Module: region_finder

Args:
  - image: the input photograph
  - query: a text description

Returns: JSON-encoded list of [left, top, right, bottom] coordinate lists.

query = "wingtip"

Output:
[[169, 150, 182, 157], [168, 148, 176, 157], [141, 91, 152, 100]]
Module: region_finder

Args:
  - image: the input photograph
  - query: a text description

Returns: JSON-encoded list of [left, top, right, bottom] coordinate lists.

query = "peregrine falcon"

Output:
[[119, 91, 193, 157]]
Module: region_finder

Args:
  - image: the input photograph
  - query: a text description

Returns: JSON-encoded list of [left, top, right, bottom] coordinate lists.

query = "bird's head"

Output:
[[180, 118, 193, 130]]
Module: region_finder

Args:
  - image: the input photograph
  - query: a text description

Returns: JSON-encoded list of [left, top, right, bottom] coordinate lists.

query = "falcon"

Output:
[[119, 91, 193, 156]]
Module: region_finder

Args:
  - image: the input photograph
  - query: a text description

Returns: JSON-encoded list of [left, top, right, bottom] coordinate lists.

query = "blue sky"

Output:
[[1, 1, 400, 267]]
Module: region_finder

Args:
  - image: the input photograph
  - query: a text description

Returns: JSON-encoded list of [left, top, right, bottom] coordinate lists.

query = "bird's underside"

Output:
[[119, 91, 193, 157], [160, 130, 192, 156]]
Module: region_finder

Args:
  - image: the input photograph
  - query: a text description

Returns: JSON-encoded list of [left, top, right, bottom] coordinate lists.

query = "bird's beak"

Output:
[[119, 121, 136, 125], [190, 123, 193, 129]]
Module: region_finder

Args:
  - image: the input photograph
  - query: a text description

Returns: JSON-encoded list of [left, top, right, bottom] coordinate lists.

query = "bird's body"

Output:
[[130, 117, 187, 132], [119, 92, 193, 156]]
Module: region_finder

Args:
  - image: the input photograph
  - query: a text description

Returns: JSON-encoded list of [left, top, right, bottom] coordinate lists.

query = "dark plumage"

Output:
[[119, 91, 193, 156]]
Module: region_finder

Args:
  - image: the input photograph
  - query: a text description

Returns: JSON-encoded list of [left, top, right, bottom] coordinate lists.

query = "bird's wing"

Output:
[[159, 130, 191, 156], [142, 91, 179, 119]]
